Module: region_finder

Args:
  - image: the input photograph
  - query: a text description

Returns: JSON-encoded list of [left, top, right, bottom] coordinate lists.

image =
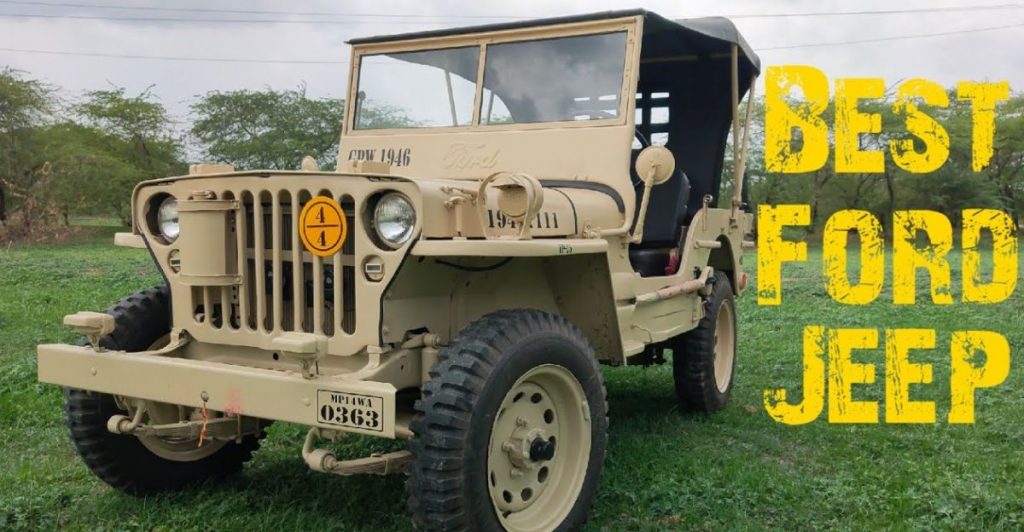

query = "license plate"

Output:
[[316, 390, 384, 432]]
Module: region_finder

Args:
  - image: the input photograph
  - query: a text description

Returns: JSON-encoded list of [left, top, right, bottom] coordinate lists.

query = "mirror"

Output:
[[634, 145, 676, 186]]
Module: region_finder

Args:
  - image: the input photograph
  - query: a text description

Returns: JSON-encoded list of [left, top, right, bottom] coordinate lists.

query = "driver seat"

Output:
[[628, 158, 691, 277]]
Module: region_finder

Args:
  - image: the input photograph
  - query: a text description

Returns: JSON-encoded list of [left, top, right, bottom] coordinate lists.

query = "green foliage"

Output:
[[0, 67, 53, 132], [0, 74, 185, 235], [0, 68, 56, 234], [78, 88, 173, 142], [987, 95, 1024, 217], [72, 88, 186, 223], [353, 98, 422, 129], [190, 85, 345, 171], [34, 122, 141, 224]]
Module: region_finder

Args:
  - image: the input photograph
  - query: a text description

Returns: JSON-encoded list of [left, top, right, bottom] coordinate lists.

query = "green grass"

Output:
[[2, 224, 1023, 530]]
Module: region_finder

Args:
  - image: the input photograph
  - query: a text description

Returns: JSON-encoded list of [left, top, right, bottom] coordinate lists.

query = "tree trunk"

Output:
[[1001, 183, 1018, 227], [21, 196, 33, 233], [883, 166, 895, 236], [808, 170, 832, 235]]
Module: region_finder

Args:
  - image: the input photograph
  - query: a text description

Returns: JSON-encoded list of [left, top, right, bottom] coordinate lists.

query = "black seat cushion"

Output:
[[629, 248, 672, 277], [627, 167, 690, 277], [632, 168, 690, 248]]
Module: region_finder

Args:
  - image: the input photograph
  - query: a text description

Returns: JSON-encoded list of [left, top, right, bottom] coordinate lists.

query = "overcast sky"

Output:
[[1, 0, 1022, 128]]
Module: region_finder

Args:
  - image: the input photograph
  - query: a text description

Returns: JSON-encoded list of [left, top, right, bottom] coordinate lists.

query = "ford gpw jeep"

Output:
[[38, 10, 758, 531]]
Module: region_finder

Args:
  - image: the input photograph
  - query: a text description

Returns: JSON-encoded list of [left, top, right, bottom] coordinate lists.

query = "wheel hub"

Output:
[[486, 365, 591, 531], [502, 426, 550, 470]]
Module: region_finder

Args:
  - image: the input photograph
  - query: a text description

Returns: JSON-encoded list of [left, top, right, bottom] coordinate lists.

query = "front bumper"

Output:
[[37, 343, 398, 438]]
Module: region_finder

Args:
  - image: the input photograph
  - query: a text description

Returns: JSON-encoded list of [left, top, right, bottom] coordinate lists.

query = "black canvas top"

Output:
[[347, 9, 760, 72]]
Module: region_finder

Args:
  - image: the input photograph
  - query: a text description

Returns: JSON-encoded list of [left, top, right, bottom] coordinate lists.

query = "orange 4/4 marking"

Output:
[[299, 196, 347, 257]]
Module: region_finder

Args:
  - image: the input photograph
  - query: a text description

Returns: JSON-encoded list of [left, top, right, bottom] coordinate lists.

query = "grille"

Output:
[[190, 189, 357, 337]]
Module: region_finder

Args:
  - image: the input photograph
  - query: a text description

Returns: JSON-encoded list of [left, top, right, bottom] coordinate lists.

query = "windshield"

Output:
[[481, 32, 628, 124], [351, 31, 629, 130], [354, 46, 480, 130]]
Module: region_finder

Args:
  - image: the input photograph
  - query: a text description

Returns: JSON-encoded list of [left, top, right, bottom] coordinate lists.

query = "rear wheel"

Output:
[[64, 286, 265, 495], [671, 272, 737, 413], [407, 309, 608, 531]]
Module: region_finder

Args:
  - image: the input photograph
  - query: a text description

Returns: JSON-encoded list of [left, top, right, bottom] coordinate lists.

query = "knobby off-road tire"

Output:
[[407, 309, 608, 531], [64, 286, 264, 496], [672, 272, 737, 413]]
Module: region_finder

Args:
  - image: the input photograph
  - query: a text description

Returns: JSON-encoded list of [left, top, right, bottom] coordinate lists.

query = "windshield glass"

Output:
[[481, 32, 628, 125], [354, 46, 479, 130]]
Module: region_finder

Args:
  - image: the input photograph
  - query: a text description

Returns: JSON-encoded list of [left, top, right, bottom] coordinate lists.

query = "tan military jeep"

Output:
[[38, 9, 758, 531]]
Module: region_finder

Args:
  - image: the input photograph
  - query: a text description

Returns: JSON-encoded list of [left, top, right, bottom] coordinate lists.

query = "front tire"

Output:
[[407, 309, 608, 531], [64, 286, 264, 495], [671, 272, 737, 413]]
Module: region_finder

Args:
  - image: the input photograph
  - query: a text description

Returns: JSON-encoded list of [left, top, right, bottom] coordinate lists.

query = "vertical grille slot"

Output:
[[340, 195, 356, 334], [252, 191, 267, 332], [289, 191, 303, 331], [222, 191, 238, 330], [270, 191, 284, 332], [332, 208, 344, 336], [235, 190, 250, 330]]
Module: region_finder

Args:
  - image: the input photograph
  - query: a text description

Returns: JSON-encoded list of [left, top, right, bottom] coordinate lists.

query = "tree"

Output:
[[986, 95, 1024, 225], [0, 80, 185, 235], [190, 85, 345, 171], [0, 68, 55, 234], [69, 87, 186, 224], [37, 122, 139, 225]]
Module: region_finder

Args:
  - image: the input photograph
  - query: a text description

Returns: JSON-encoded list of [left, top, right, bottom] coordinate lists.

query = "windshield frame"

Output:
[[344, 16, 640, 136]]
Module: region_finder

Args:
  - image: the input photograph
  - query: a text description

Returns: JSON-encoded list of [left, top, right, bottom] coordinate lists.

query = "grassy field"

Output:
[[2, 224, 1023, 530]]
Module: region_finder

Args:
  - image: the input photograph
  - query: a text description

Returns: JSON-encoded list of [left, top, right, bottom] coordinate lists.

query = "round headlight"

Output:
[[373, 193, 415, 248], [157, 196, 179, 242]]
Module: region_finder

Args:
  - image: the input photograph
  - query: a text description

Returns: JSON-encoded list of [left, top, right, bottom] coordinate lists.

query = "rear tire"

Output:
[[407, 309, 608, 531], [64, 286, 264, 496], [671, 272, 736, 413]]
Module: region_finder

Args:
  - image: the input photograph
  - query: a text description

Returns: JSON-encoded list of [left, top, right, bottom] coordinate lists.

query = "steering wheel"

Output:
[[630, 130, 653, 188], [634, 130, 651, 149], [572, 110, 651, 151], [573, 109, 617, 120]]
